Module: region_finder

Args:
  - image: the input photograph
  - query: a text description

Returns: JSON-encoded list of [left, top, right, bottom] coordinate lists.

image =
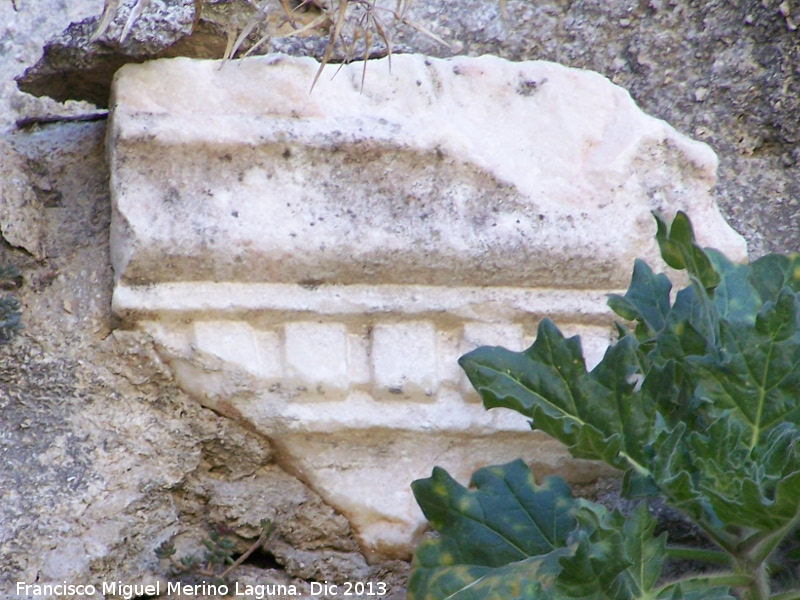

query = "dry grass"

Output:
[[93, 0, 451, 90]]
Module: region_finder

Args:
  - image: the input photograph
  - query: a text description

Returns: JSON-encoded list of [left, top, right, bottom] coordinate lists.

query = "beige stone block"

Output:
[[109, 55, 747, 292], [253, 329, 282, 381], [283, 321, 349, 399], [371, 322, 438, 400], [193, 320, 260, 375]]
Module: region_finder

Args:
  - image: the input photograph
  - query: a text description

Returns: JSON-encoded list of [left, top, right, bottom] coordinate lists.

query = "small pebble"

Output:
[[694, 87, 709, 102]]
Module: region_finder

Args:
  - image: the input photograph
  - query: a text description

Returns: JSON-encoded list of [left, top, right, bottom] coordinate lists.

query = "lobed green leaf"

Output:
[[409, 461, 734, 600], [409, 460, 578, 600], [459, 321, 656, 473]]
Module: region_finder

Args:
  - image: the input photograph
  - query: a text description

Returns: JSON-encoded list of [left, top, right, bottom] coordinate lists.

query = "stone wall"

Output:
[[0, 1, 796, 598]]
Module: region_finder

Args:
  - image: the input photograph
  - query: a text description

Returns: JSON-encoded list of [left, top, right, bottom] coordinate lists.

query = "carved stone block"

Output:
[[108, 53, 746, 560]]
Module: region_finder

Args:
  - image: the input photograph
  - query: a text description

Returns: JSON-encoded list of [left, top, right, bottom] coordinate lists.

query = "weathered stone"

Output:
[[14, 1, 201, 108], [14, 0, 301, 109], [0, 140, 46, 259], [0, 0, 101, 131], [107, 53, 746, 560], [13, 0, 800, 259]]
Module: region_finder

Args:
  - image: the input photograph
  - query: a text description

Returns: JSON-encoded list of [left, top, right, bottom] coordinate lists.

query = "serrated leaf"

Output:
[[688, 293, 800, 449], [409, 461, 580, 600], [460, 320, 656, 473], [412, 461, 579, 566], [687, 421, 800, 531], [647, 423, 722, 529], [622, 503, 665, 594], [608, 259, 672, 341], [649, 418, 800, 552], [410, 546, 564, 600], [706, 249, 760, 323], [652, 287, 711, 363], [643, 248, 757, 367], [555, 529, 630, 599], [441, 211, 800, 598], [653, 211, 724, 356], [654, 211, 720, 291], [409, 461, 690, 600], [749, 253, 800, 301], [556, 503, 632, 599]]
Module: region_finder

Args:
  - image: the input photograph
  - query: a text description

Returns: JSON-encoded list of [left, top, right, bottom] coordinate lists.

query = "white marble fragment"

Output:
[[107, 53, 747, 560], [284, 321, 349, 399], [371, 322, 438, 400]]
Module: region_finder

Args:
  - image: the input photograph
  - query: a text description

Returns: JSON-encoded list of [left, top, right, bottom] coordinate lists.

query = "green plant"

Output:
[[409, 212, 800, 600], [156, 519, 273, 586]]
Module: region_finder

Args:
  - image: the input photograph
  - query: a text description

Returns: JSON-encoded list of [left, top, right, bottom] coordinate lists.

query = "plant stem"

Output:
[[732, 557, 771, 600], [746, 512, 800, 567], [219, 525, 273, 579], [693, 517, 741, 558], [770, 591, 800, 600], [653, 571, 753, 597]]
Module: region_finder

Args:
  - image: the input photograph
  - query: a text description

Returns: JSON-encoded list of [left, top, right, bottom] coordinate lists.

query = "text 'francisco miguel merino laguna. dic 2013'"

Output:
[[16, 580, 306, 599]]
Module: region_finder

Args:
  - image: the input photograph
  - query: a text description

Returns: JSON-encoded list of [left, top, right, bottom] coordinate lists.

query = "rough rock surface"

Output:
[[107, 53, 745, 559], [0, 139, 46, 259], [14, 0, 310, 108]]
